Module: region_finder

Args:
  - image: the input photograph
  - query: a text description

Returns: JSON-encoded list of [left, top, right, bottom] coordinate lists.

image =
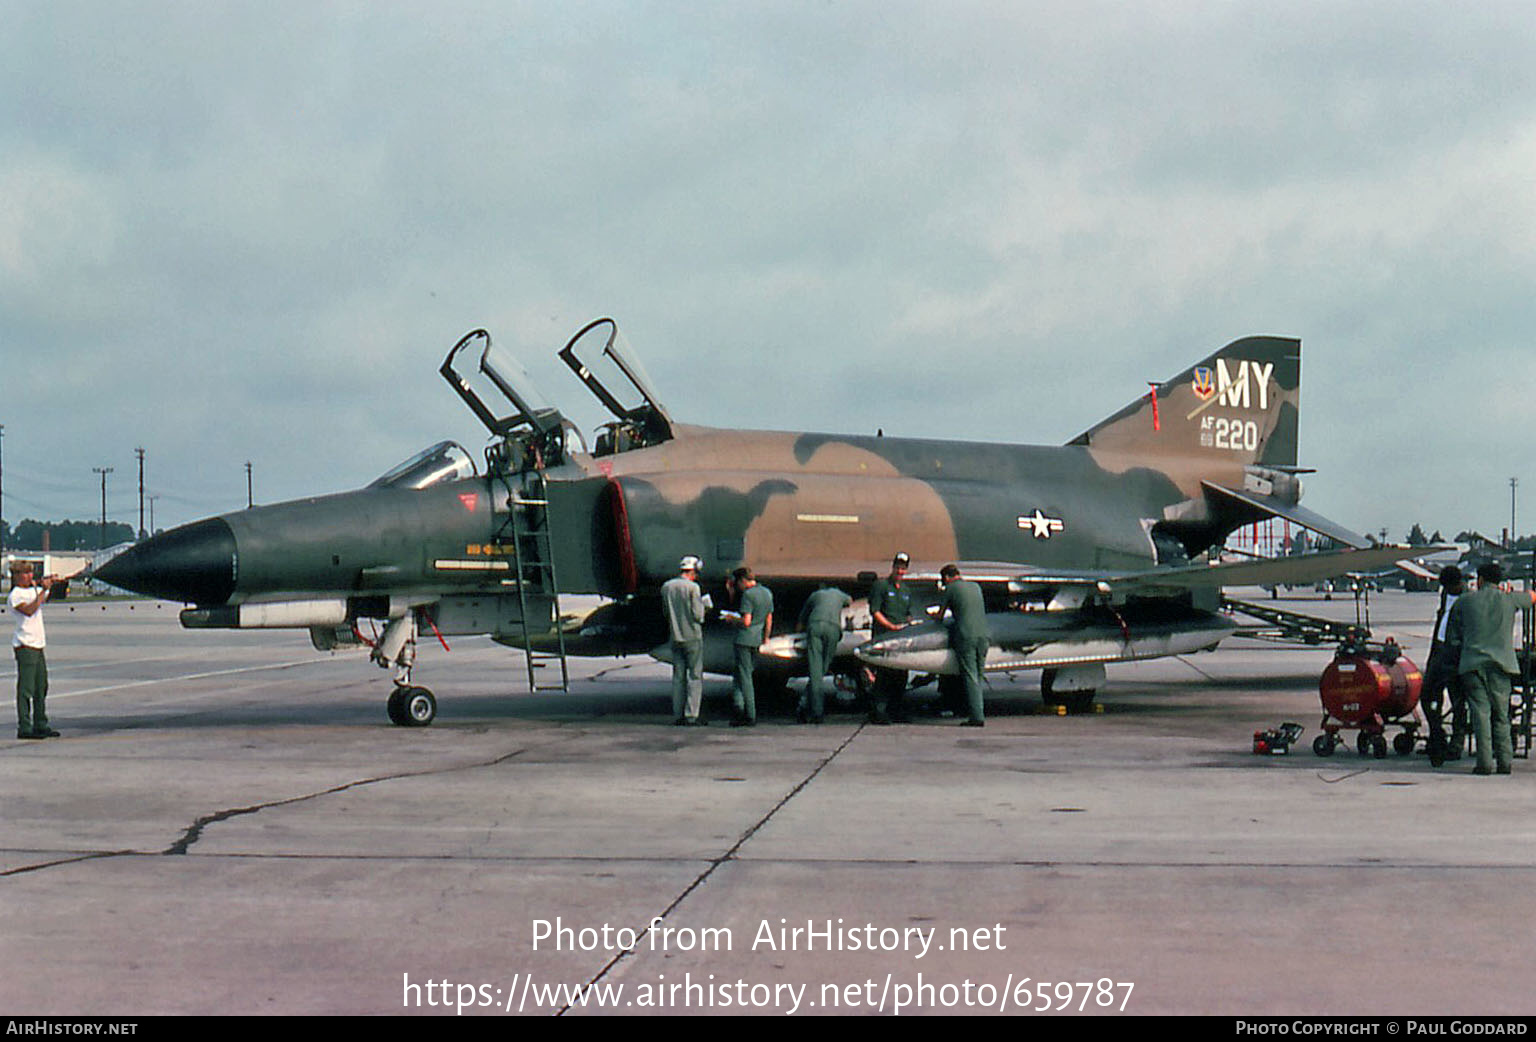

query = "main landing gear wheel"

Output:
[[387, 685, 437, 727], [1393, 732, 1415, 756]]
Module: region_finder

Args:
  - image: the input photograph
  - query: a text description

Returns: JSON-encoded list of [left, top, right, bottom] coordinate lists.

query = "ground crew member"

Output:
[[938, 563, 989, 727], [661, 555, 708, 726], [867, 552, 915, 724], [797, 583, 851, 723], [729, 567, 773, 727], [10, 561, 60, 740], [1445, 561, 1536, 775], [1421, 565, 1467, 766]]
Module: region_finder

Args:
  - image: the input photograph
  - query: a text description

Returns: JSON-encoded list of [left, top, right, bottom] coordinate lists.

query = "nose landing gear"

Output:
[[372, 613, 438, 727], [387, 685, 438, 727]]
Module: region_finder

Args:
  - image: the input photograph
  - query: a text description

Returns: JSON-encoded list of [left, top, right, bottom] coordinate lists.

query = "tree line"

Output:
[[1, 518, 137, 552]]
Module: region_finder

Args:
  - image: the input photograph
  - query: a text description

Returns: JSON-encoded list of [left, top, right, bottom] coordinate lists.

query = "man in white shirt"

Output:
[[10, 561, 59, 739]]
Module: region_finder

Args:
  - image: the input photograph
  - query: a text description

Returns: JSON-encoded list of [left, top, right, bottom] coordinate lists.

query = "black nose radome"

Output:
[[95, 518, 238, 605]]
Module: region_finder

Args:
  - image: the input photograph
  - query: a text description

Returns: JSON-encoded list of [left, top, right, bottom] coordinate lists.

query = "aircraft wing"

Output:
[[916, 546, 1426, 600], [1109, 545, 1426, 593]]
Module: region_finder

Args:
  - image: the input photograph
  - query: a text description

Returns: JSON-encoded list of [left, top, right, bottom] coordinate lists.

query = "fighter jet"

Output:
[[96, 318, 1416, 724]]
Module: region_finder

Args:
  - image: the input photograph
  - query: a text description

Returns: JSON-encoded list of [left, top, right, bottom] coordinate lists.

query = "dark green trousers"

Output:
[[954, 636, 988, 724], [1461, 664, 1513, 772], [14, 646, 49, 737], [732, 645, 758, 722], [800, 623, 840, 720]]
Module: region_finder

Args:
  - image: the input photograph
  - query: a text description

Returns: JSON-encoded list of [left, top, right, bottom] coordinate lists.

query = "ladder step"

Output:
[[511, 472, 568, 693]]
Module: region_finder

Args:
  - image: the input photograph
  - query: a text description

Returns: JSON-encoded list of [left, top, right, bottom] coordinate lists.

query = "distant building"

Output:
[[2, 544, 135, 595], [2, 551, 94, 593]]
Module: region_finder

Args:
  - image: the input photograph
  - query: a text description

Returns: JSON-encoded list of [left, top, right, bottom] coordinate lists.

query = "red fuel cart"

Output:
[[1312, 633, 1423, 758]]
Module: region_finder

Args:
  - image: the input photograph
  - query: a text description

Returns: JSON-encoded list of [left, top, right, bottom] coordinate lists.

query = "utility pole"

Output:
[[135, 447, 146, 540], [1510, 477, 1519, 550], [245, 461, 253, 509], [93, 466, 114, 550]]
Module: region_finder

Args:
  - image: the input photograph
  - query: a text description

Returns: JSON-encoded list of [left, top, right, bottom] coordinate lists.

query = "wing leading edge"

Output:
[[926, 545, 1429, 600]]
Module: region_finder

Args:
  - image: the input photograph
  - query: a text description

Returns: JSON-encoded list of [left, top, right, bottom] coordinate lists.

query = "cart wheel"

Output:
[[1357, 731, 1372, 757], [1393, 732, 1415, 756], [1313, 734, 1336, 757], [1372, 735, 1388, 759]]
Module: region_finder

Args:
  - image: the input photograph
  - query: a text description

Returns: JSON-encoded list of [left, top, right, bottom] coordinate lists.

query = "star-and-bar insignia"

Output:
[[1017, 509, 1065, 538]]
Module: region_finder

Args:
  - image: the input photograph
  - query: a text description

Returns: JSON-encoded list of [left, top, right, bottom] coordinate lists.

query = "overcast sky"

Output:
[[3, 1, 1533, 544]]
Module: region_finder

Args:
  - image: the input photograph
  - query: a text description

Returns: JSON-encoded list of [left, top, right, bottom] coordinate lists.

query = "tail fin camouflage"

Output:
[[1068, 336, 1300, 469]]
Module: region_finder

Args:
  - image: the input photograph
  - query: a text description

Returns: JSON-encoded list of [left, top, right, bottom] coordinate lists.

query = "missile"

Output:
[[855, 609, 1237, 675], [757, 627, 872, 664]]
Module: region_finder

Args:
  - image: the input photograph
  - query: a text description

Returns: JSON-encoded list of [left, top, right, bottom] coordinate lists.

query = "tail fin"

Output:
[[1067, 336, 1300, 469]]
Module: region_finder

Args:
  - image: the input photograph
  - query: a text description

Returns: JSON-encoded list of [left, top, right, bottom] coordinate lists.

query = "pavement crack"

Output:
[[556, 722, 865, 1015], [1, 851, 133, 878], [162, 744, 543, 856]]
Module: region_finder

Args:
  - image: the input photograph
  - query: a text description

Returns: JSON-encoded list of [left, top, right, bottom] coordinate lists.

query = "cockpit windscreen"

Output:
[[368, 441, 477, 490]]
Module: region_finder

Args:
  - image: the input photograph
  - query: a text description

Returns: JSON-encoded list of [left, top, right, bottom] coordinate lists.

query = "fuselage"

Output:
[[98, 422, 1246, 617], [587, 422, 1243, 593], [87, 324, 1319, 721]]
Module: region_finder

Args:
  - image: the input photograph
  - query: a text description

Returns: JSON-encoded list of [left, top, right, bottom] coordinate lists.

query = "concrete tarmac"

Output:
[[2, 589, 1533, 1016]]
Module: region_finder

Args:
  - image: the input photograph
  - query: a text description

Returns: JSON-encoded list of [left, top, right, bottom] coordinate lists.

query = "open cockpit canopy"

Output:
[[559, 317, 673, 454], [440, 329, 565, 438]]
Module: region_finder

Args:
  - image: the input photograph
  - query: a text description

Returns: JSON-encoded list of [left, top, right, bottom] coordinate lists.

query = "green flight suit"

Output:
[[732, 583, 774, 723], [940, 578, 989, 724], [868, 576, 915, 721], [797, 587, 851, 721], [1446, 585, 1532, 773]]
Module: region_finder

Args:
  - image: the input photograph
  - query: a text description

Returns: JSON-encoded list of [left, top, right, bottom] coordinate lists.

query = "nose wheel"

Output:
[[387, 685, 438, 727]]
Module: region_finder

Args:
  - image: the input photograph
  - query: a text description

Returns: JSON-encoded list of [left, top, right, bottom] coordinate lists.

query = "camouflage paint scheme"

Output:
[[96, 321, 1410, 723]]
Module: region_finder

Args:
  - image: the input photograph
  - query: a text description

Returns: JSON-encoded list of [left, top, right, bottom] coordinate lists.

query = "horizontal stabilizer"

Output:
[[1202, 481, 1367, 549]]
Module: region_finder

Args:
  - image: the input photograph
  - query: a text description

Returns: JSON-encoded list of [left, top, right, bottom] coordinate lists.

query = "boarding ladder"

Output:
[[500, 470, 570, 692]]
